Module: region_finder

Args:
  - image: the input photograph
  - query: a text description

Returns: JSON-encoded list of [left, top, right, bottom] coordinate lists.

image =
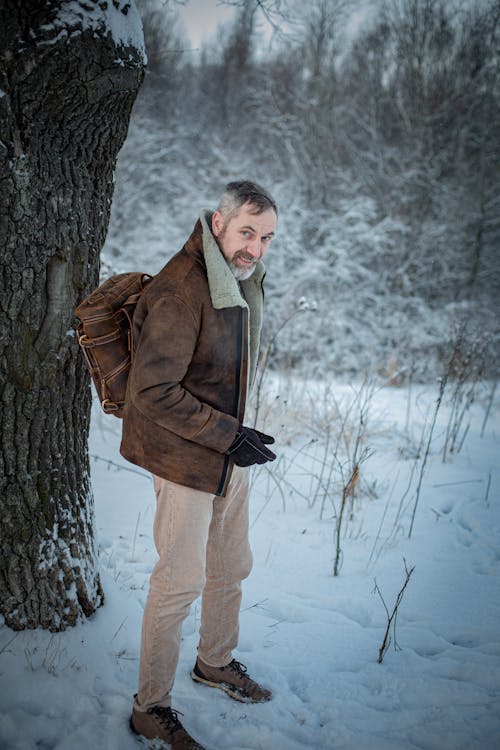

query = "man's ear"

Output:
[[212, 210, 224, 238]]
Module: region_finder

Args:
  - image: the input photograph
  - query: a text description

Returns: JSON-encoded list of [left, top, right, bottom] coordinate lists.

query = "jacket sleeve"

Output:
[[128, 294, 239, 453]]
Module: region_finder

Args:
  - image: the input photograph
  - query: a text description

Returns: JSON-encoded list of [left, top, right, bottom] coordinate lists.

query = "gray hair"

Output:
[[217, 180, 278, 222]]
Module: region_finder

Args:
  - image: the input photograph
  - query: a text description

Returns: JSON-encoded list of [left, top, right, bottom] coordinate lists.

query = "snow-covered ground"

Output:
[[1, 378, 499, 750]]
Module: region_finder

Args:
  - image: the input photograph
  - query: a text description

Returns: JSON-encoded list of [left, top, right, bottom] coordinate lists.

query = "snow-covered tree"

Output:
[[0, 0, 145, 631]]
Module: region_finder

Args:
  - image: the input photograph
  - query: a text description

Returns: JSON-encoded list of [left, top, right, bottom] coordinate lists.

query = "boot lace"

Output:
[[149, 707, 205, 750], [150, 706, 184, 730], [226, 659, 249, 679]]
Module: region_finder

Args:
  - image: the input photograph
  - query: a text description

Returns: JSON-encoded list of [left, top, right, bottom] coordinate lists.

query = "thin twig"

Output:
[[480, 380, 497, 438], [432, 479, 482, 487], [484, 472, 492, 507], [91, 454, 151, 480], [367, 470, 399, 569], [374, 559, 415, 664], [111, 617, 127, 643], [408, 376, 446, 538], [0, 631, 20, 656]]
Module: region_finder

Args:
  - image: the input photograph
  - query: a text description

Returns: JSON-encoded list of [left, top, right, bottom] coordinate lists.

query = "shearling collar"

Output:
[[200, 210, 265, 311]]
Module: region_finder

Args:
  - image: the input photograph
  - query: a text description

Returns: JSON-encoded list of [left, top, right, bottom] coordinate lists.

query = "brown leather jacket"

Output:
[[120, 211, 265, 496]]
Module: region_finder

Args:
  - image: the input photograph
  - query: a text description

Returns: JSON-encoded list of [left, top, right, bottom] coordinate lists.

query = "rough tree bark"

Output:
[[0, 0, 145, 630]]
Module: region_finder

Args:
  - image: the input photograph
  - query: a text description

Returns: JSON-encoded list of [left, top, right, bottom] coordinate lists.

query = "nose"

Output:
[[245, 237, 262, 258]]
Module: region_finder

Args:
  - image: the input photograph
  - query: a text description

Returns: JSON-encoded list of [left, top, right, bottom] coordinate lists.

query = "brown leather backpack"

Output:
[[74, 272, 153, 417]]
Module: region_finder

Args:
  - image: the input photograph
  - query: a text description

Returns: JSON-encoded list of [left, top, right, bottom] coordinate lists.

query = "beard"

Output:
[[216, 225, 259, 280], [228, 251, 258, 281], [229, 260, 257, 280]]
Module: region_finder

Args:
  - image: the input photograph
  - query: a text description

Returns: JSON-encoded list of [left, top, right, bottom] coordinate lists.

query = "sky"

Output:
[[174, 0, 376, 55], [176, 0, 237, 48]]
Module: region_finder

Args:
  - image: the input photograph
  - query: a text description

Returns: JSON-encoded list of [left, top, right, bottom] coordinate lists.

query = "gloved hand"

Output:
[[226, 426, 276, 467]]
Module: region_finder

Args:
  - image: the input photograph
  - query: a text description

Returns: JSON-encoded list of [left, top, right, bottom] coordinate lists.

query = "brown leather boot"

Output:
[[191, 658, 272, 704], [130, 704, 205, 750]]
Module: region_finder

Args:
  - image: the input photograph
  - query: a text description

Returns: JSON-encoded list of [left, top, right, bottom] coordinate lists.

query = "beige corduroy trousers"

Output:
[[134, 465, 252, 711]]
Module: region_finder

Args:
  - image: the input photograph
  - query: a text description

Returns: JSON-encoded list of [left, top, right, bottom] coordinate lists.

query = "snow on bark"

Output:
[[36, 0, 146, 64]]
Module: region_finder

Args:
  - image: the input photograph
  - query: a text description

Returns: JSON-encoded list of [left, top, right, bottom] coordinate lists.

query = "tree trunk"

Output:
[[0, 0, 145, 631]]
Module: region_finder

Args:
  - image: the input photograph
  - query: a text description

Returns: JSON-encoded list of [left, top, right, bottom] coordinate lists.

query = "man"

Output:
[[120, 181, 278, 750]]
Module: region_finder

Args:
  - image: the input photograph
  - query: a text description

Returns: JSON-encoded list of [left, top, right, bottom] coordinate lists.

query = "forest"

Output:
[[105, 0, 500, 382]]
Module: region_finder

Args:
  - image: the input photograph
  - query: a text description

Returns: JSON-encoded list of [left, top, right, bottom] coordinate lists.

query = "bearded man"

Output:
[[120, 180, 278, 750]]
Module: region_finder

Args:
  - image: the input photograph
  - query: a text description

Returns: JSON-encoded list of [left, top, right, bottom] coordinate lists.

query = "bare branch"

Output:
[[375, 559, 415, 664]]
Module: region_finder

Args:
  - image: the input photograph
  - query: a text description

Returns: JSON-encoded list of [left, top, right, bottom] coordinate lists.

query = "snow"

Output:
[[43, 0, 146, 63], [0, 379, 499, 749]]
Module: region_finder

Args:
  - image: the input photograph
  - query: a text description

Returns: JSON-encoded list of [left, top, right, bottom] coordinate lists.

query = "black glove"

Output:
[[226, 426, 276, 467]]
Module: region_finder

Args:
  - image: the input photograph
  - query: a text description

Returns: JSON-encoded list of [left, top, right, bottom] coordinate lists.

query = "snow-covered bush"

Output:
[[103, 0, 500, 380]]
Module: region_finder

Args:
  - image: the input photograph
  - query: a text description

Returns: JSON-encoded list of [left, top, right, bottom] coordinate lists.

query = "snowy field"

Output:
[[0, 377, 499, 750]]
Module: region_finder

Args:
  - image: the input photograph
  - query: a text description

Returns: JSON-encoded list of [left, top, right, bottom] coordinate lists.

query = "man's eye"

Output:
[[241, 231, 251, 238], [262, 236, 273, 243]]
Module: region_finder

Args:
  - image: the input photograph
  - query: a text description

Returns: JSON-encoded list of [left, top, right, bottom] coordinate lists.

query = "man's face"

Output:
[[212, 202, 277, 280]]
